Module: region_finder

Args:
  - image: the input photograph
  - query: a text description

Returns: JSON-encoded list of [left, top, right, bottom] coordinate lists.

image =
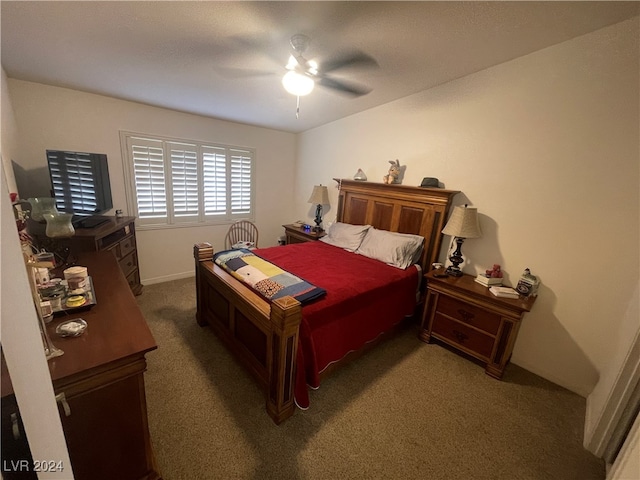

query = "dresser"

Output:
[[71, 216, 142, 295], [420, 271, 536, 379], [1, 251, 160, 480], [282, 224, 326, 244]]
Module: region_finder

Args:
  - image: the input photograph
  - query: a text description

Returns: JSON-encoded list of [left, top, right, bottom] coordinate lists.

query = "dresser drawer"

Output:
[[436, 295, 500, 335], [126, 269, 140, 291], [108, 235, 136, 260], [119, 251, 138, 277], [432, 313, 494, 360]]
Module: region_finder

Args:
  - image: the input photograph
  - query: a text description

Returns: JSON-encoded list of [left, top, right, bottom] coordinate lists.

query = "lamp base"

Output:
[[445, 265, 463, 277], [446, 237, 465, 277], [314, 204, 323, 231]]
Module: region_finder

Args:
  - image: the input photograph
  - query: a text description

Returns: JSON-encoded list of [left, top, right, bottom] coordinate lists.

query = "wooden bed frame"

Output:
[[194, 179, 458, 423]]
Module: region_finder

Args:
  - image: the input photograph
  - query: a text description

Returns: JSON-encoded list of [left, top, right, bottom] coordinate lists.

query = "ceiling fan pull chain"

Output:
[[296, 95, 301, 119]]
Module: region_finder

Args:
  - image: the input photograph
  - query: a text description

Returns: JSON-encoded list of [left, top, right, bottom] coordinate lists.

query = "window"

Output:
[[120, 132, 255, 228]]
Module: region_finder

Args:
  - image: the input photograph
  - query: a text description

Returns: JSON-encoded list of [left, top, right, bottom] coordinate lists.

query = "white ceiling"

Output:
[[2, 1, 638, 133]]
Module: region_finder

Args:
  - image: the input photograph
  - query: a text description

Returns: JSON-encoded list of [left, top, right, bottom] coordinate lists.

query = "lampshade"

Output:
[[307, 185, 329, 205], [442, 205, 482, 238], [282, 71, 315, 96]]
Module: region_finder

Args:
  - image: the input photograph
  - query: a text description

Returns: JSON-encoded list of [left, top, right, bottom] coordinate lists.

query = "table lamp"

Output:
[[307, 185, 330, 231], [441, 205, 482, 277]]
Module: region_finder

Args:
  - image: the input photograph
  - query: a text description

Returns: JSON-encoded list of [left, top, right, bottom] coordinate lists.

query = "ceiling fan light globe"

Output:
[[282, 71, 314, 96], [286, 55, 298, 70]]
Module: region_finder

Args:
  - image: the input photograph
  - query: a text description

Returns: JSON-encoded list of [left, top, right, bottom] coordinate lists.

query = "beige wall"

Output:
[[7, 81, 297, 283], [295, 17, 640, 420], [1, 67, 19, 193]]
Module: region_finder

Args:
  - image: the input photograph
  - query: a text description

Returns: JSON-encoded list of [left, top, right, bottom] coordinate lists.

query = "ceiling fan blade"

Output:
[[317, 76, 372, 97], [320, 51, 379, 73]]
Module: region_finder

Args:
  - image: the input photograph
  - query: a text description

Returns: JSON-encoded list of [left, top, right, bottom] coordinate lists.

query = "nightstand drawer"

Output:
[[436, 295, 500, 335], [286, 233, 309, 244], [432, 313, 494, 360]]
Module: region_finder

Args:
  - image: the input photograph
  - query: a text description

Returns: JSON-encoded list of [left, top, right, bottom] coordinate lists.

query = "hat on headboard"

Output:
[[420, 177, 440, 188]]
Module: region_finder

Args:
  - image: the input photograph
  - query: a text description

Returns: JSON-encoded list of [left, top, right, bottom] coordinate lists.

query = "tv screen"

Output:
[[46, 150, 113, 228]]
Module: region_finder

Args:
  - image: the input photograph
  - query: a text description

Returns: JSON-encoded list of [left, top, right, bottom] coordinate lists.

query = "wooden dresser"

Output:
[[71, 216, 142, 295], [1, 251, 160, 480], [420, 271, 536, 378]]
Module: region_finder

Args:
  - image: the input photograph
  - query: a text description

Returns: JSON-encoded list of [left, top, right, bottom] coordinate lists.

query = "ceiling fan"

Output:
[[281, 33, 378, 99]]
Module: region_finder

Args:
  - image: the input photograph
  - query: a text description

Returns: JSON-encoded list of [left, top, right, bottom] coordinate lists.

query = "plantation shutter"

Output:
[[229, 148, 253, 216], [47, 151, 99, 214], [202, 145, 227, 217], [168, 142, 199, 222], [121, 131, 255, 227], [128, 137, 167, 223]]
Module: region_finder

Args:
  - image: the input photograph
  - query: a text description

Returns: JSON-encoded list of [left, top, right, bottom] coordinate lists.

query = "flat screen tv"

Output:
[[46, 150, 113, 229]]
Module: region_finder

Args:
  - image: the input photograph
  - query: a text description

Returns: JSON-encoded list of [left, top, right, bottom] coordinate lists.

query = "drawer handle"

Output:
[[457, 309, 475, 323], [453, 329, 468, 343], [11, 413, 20, 440], [55, 392, 71, 417]]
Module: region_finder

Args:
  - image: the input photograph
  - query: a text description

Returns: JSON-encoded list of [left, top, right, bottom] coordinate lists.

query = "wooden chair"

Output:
[[225, 220, 259, 250]]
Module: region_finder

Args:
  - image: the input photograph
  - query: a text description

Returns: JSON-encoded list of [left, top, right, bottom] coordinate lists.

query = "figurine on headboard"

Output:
[[383, 159, 401, 184]]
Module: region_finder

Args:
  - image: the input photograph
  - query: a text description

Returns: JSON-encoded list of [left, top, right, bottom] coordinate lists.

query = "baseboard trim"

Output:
[[511, 359, 594, 398], [142, 271, 195, 286]]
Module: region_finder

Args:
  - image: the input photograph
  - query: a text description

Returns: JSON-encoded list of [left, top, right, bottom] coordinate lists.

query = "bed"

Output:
[[194, 179, 458, 423]]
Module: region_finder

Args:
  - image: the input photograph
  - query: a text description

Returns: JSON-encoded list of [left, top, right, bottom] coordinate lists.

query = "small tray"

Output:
[[56, 318, 88, 337], [52, 277, 97, 315]]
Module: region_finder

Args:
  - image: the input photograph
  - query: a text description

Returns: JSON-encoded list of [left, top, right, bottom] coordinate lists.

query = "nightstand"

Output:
[[420, 271, 536, 379], [282, 224, 326, 244]]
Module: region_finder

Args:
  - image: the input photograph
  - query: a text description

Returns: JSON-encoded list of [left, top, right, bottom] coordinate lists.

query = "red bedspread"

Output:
[[255, 241, 419, 408]]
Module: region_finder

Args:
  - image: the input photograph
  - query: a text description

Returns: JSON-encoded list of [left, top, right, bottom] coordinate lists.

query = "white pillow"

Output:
[[356, 228, 424, 269], [319, 222, 371, 252]]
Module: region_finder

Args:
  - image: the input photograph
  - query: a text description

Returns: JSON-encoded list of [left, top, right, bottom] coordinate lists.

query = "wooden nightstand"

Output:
[[283, 224, 326, 244], [420, 271, 536, 379]]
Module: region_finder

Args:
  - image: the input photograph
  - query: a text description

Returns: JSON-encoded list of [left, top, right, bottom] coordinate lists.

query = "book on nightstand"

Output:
[[489, 286, 520, 299], [474, 275, 503, 286]]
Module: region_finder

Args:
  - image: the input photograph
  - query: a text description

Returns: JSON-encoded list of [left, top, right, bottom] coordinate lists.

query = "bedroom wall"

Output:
[[294, 15, 639, 415], [1, 67, 18, 193], [7, 81, 297, 284]]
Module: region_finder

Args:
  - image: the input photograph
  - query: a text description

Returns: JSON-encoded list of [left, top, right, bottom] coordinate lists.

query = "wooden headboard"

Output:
[[334, 179, 459, 271]]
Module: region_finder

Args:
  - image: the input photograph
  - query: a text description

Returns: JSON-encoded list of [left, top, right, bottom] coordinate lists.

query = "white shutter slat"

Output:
[[130, 138, 167, 219], [170, 145, 199, 218], [229, 149, 253, 215], [202, 146, 227, 216]]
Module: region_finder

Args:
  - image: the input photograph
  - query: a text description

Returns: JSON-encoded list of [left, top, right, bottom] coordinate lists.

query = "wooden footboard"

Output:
[[193, 243, 302, 424]]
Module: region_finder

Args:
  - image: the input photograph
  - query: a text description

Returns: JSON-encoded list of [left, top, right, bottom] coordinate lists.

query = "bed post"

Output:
[[194, 243, 214, 327], [267, 296, 302, 424]]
